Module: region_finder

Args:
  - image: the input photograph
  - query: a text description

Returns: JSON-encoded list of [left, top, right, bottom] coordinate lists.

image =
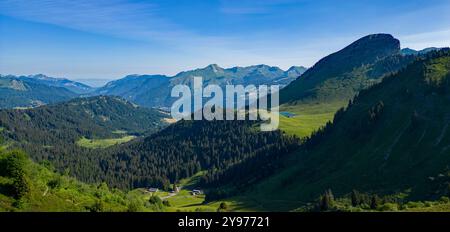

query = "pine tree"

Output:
[[319, 189, 335, 211], [370, 195, 380, 210], [351, 189, 360, 207], [12, 174, 30, 199], [327, 189, 335, 202]]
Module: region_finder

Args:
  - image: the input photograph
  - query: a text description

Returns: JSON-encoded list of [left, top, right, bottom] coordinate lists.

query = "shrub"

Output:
[[162, 200, 171, 207], [217, 202, 229, 212], [378, 203, 398, 211], [0, 150, 30, 199], [88, 200, 104, 212], [148, 196, 162, 205], [0, 150, 28, 177], [12, 174, 30, 199], [405, 201, 425, 209], [439, 196, 450, 204], [48, 176, 62, 189], [127, 199, 144, 212], [147, 196, 164, 211]]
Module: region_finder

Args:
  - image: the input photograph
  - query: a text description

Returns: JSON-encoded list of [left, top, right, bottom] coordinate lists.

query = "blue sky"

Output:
[[1, 0, 450, 82]]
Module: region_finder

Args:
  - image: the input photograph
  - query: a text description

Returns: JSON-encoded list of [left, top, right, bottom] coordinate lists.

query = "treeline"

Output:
[[1, 100, 300, 190], [314, 189, 396, 211], [202, 130, 299, 202], [0, 96, 166, 188], [0, 96, 165, 171], [305, 188, 450, 212], [100, 119, 300, 189], [0, 96, 165, 146], [201, 132, 298, 187]]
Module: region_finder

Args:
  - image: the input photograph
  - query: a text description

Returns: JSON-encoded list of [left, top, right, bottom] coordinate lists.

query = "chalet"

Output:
[[280, 111, 296, 118], [191, 189, 203, 195]]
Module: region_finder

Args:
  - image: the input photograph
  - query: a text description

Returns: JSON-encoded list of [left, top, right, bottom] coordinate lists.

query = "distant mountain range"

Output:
[[0, 65, 307, 109], [0, 74, 83, 109], [2, 44, 446, 110], [401, 47, 442, 56], [95, 64, 307, 108], [1, 74, 93, 93]]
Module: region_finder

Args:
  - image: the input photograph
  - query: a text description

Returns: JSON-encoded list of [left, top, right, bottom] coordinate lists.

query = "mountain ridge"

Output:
[[0, 76, 79, 109], [280, 33, 407, 104], [95, 64, 307, 108], [1, 74, 94, 94], [243, 50, 450, 211], [401, 47, 445, 56]]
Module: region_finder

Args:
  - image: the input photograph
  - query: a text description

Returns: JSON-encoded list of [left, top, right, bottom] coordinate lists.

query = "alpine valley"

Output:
[[1, 34, 450, 213]]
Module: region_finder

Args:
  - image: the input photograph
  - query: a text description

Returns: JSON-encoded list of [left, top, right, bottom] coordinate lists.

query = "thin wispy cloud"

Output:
[[0, 0, 200, 44], [400, 29, 450, 49], [219, 0, 300, 15], [0, 0, 270, 58], [1, 0, 449, 79], [0, 0, 257, 67]]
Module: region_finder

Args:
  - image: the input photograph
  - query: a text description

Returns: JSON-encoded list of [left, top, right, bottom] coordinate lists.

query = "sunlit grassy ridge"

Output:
[[277, 35, 415, 139], [76, 136, 136, 149], [278, 101, 346, 138]]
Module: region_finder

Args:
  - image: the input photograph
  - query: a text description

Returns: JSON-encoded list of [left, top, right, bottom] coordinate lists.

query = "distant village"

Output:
[[147, 186, 203, 196]]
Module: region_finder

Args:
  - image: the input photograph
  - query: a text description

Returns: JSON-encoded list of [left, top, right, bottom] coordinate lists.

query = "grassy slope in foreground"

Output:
[[0, 151, 250, 212], [0, 149, 218, 212], [0, 149, 130, 212], [3, 148, 449, 212]]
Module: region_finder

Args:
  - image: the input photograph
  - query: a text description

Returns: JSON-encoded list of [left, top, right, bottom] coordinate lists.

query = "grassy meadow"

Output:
[[278, 101, 346, 138], [76, 136, 136, 149]]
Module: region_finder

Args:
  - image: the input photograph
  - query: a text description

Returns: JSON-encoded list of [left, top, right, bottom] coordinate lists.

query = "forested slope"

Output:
[[245, 50, 450, 211]]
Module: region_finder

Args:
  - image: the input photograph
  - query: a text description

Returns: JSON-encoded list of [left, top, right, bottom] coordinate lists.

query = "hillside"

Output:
[[0, 146, 259, 212], [277, 34, 424, 138], [280, 34, 412, 104], [0, 74, 95, 109], [0, 95, 166, 144], [94, 119, 299, 189], [241, 50, 450, 211], [96, 64, 307, 108], [0, 147, 220, 212], [0, 76, 78, 109], [0, 96, 167, 184], [0, 148, 131, 212], [1, 97, 298, 191]]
